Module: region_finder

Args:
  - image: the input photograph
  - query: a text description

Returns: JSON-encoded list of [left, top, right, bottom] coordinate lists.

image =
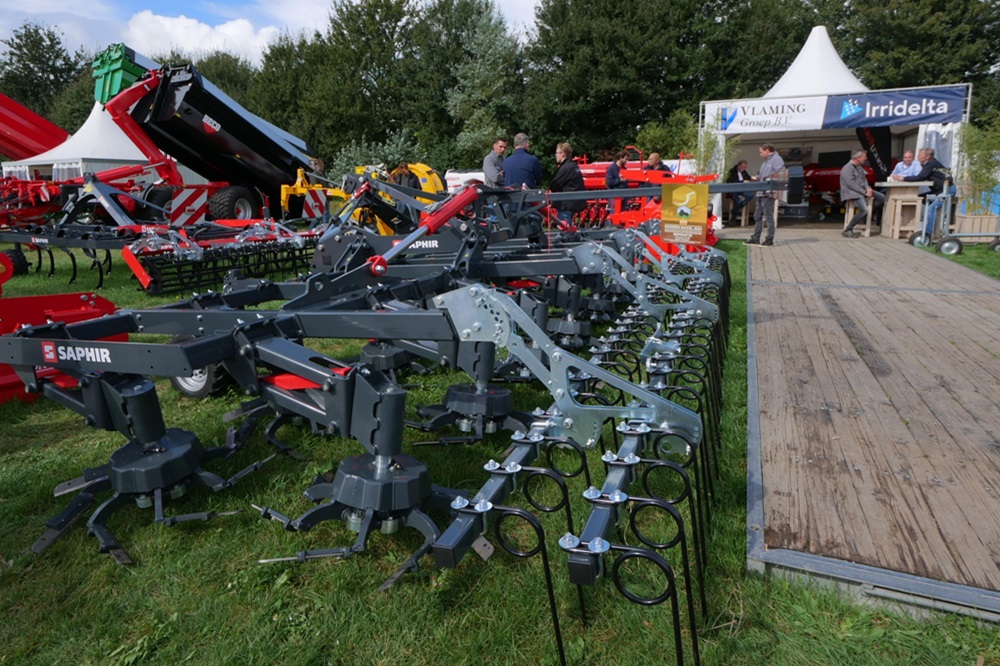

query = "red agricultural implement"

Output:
[[1, 45, 321, 294], [0, 252, 118, 403], [0, 92, 69, 162]]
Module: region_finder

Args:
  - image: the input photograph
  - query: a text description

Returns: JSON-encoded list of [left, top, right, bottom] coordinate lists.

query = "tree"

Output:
[[636, 110, 699, 162], [832, 0, 1000, 122], [194, 51, 257, 108], [524, 0, 717, 155], [304, 0, 416, 156], [403, 0, 514, 169], [48, 67, 95, 134], [444, 5, 522, 168], [245, 33, 327, 158], [0, 21, 86, 117]]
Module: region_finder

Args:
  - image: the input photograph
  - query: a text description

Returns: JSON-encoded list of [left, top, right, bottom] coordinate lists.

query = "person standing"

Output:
[[503, 133, 542, 189], [549, 142, 586, 225], [725, 159, 752, 224], [605, 150, 629, 189], [392, 162, 421, 190], [746, 144, 785, 247], [483, 137, 506, 188], [840, 150, 886, 237]]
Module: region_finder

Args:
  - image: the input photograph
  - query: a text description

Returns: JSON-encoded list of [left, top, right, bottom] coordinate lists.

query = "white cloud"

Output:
[[123, 11, 279, 66]]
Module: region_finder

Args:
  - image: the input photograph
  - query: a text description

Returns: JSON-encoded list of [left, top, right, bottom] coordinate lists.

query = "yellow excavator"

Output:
[[281, 162, 445, 235]]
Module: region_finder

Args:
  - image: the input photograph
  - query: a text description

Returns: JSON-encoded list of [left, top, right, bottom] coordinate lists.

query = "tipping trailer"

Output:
[[0, 93, 69, 162]]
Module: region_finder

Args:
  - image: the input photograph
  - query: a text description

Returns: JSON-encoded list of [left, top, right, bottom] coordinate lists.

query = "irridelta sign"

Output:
[[705, 85, 969, 135], [822, 85, 967, 128]]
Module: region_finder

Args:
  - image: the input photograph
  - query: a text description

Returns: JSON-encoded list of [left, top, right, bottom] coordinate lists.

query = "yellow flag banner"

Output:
[[660, 183, 709, 245]]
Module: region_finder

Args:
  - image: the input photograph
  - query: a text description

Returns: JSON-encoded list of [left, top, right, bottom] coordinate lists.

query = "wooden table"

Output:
[[877, 181, 932, 239]]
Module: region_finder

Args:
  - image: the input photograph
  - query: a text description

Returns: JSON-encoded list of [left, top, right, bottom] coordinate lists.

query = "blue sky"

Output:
[[0, 0, 538, 67]]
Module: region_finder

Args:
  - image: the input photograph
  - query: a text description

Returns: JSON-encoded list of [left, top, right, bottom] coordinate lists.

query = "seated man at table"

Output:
[[890, 150, 921, 179], [840, 150, 886, 238], [896, 147, 956, 238]]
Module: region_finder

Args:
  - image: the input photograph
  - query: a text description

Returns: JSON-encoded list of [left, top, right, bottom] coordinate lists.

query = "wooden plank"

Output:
[[745, 226, 1000, 592]]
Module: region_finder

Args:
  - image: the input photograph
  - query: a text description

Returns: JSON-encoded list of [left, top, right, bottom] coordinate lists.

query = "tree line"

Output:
[[1, 0, 998, 178]]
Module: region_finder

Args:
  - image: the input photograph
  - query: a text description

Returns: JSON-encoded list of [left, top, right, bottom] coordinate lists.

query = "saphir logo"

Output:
[[720, 107, 738, 131], [841, 99, 864, 120], [42, 341, 56, 363]]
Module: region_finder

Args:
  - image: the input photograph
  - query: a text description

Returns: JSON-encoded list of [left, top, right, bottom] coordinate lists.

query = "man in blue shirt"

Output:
[[890, 150, 921, 179], [504, 133, 542, 189]]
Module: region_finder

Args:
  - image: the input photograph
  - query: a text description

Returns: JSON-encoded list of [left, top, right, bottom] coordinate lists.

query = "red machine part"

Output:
[[0, 277, 120, 403], [0, 92, 69, 161]]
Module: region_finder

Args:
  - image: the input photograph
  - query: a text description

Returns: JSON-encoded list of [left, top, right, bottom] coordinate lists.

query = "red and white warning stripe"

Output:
[[170, 188, 208, 226], [302, 189, 326, 219]]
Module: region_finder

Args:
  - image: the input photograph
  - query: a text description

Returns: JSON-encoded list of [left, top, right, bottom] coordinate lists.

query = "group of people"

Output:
[[483, 132, 580, 222], [842, 146, 953, 239], [732, 142, 954, 247], [484, 135, 676, 223]]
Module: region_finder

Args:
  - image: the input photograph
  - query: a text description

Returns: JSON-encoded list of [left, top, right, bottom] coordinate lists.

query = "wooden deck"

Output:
[[731, 224, 1000, 614]]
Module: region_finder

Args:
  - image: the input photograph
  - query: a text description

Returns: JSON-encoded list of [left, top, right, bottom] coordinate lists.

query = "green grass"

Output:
[[1, 243, 999, 665], [920, 242, 1000, 280]]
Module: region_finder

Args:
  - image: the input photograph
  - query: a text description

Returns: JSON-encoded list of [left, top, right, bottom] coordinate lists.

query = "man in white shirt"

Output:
[[890, 151, 921, 179]]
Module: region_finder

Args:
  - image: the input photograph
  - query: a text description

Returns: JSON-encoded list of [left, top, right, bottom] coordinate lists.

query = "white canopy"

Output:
[[2, 102, 146, 181], [764, 26, 868, 98]]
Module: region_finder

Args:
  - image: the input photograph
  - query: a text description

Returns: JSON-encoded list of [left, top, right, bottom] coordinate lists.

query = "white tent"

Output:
[[2, 102, 147, 181], [763, 26, 868, 98], [699, 26, 971, 222]]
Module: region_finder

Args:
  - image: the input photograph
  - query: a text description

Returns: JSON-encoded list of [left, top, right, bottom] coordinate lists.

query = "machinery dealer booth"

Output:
[[699, 26, 972, 224]]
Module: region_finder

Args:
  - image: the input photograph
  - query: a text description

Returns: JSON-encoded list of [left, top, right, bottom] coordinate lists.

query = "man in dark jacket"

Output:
[[504, 133, 542, 189], [897, 147, 955, 238], [549, 142, 586, 225], [725, 159, 752, 224]]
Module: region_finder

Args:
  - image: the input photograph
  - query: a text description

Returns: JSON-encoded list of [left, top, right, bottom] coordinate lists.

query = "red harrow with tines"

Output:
[[122, 219, 318, 295]]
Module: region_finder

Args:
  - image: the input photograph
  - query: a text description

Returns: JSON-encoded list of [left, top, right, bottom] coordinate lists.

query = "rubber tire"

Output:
[[139, 186, 175, 221], [209, 186, 257, 220], [907, 231, 931, 248], [2, 248, 30, 276], [988, 239, 1000, 252], [167, 334, 232, 399], [935, 236, 963, 256]]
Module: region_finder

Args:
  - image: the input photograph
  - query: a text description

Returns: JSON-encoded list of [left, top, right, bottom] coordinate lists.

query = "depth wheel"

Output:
[[988, 239, 1000, 252], [907, 231, 931, 248], [1, 248, 30, 276], [935, 236, 963, 256], [167, 335, 232, 399]]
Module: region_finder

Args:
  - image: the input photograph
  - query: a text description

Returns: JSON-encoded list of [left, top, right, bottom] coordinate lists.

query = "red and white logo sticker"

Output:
[[202, 114, 221, 134], [42, 341, 57, 363]]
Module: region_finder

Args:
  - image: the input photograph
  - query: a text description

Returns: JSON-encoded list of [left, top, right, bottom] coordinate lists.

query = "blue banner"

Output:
[[822, 85, 967, 129]]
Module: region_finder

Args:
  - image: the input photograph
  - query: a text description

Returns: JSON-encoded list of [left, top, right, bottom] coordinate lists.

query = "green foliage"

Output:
[[637, 110, 699, 162], [328, 128, 428, 180], [957, 116, 1000, 215], [193, 51, 257, 108], [48, 66, 95, 134], [244, 33, 325, 157], [0, 22, 86, 117], [404, 0, 511, 170], [444, 5, 522, 168]]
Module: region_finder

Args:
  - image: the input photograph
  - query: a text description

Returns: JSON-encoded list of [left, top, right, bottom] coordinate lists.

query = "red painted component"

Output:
[[103, 71, 185, 187], [0, 92, 69, 161], [506, 279, 542, 289], [262, 374, 322, 390], [418, 185, 480, 234], [367, 255, 388, 276], [0, 290, 120, 404]]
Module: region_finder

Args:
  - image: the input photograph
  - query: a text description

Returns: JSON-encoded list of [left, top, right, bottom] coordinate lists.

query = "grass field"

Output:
[[1, 241, 999, 665]]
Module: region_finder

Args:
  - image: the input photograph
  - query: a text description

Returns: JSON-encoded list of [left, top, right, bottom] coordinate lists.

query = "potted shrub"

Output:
[[953, 116, 1000, 242]]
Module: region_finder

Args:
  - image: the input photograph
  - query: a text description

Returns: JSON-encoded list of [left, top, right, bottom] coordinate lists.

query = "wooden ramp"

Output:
[[736, 225, 1000, 617]]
